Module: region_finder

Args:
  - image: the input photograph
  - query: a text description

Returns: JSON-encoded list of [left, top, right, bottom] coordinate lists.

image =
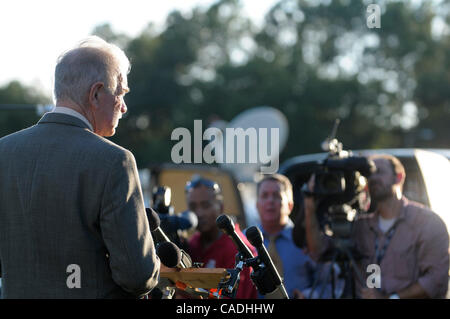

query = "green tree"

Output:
[[105, 0, 450, 167], [6, 0, 448, 166], [0, 81, 51, 138]]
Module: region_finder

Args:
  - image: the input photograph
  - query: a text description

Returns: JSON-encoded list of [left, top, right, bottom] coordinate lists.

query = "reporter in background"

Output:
[[0, 36, 160, 298], [186, 176, 257, 299], [304, 154, 449, 299], [256, 174, 320, 298]]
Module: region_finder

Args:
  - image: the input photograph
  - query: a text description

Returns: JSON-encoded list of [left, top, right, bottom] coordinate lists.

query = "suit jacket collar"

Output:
[[37, 112, 93, 131]]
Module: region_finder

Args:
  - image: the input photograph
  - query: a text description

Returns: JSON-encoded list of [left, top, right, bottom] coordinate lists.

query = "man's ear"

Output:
[[396, 172, 404, 184], [287, 200, 294, 215], [88, 82, 104, 108]]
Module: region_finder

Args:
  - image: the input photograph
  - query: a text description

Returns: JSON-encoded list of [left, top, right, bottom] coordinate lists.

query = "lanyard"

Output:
[[374, 226, 396, 265]]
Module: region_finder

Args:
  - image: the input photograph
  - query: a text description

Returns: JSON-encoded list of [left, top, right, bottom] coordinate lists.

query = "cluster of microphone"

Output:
[[147, 207, 288, 299], [147, 208, 192, 269], [216, 215, 289, 299]]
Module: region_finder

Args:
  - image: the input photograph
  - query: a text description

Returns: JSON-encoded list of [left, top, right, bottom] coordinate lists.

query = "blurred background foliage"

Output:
[[1, 0, 450, 168]]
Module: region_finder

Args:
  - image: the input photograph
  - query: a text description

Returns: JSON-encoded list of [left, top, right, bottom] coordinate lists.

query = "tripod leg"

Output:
[[308, 261, 325, 299], [308, 255, 337, 300], [342, 248, 365, 298], [318, 252, 338, 299], [331, 262, 336, 299]]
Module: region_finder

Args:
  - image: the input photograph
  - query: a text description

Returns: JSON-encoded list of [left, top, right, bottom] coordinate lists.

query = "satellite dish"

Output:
[[215, 106, 289, 181]]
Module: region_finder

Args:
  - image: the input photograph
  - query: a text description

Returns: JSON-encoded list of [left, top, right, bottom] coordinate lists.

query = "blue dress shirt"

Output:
[[257, 219, 317, 298]]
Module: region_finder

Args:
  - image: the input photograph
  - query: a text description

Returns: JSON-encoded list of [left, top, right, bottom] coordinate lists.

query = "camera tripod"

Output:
[[307, 238, 364, 299]]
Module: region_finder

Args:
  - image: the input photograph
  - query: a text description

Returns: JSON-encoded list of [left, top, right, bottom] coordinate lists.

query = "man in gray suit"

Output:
[[0, 36, 160, 298]]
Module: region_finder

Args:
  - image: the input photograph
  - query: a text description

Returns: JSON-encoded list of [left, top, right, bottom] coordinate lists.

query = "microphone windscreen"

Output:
[[181, 210, 198, 229], [146, 208, 160, 231], [156, 242, 181, 268], [246, 226, 263, 247], [216, 214, 234, 233]]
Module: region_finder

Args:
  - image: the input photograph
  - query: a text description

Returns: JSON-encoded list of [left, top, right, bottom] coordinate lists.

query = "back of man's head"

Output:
[[54, 36, 130, 107], [368, 154, 406, 190]]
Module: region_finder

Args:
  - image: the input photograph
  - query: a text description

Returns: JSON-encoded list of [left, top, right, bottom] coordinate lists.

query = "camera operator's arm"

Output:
[[361, 283, 428, 299], [413, 211, 449, 298], [396, 283, 429, 299], [378, 211, 448, 299], [304, 197, 327, 262], [362, 210, 449, 299], [303, 177, 329, 262]]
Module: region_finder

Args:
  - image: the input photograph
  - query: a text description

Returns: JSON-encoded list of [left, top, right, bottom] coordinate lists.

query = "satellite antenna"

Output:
[[214, 106, 289, 181]]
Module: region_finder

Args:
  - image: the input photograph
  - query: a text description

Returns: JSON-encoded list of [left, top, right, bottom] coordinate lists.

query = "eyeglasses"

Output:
[[185, 177, 221, 194]]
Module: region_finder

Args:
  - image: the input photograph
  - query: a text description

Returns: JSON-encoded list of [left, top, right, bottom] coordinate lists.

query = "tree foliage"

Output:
[[1, 0, 449, 166], [0, 81, 51, 138]]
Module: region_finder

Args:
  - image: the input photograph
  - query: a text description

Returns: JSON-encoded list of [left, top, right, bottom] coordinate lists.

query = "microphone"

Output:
[[156, 241, 193, 269], [147, 208, 171, 242], [156, 242, 183, 268], [155, 242, 214, 299], [246, 226, 289, 299], [159, 210, 198, 232], [146, 208, 192, 268], [216, 214, 254, 260], [153, 242, 184, 299]]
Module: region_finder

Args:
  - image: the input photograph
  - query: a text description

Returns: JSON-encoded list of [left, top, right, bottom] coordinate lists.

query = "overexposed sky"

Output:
[[0, 0, 277, 96]]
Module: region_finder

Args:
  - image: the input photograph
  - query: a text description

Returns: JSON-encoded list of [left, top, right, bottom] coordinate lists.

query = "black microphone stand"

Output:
[[216, 250, 290, 299], [214, 215, 290, 299], [217, 253, 246, 299]]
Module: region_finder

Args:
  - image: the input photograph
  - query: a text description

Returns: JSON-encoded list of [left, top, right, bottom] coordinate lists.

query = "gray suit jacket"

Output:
[[0, 112, 160, 298]]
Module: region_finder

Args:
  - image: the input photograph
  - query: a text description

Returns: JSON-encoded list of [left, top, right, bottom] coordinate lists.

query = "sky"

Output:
[[0, 0, 277, 97]]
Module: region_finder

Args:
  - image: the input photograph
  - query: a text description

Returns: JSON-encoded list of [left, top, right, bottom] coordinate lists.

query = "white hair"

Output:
[[53, 36, 130, 106]]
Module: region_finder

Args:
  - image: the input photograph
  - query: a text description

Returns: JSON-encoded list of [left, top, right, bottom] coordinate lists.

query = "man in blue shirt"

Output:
[[256, 174, 340, 298]]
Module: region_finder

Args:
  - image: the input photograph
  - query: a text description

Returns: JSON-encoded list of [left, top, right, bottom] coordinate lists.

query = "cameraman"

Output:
[[304, 154, 449, 299]]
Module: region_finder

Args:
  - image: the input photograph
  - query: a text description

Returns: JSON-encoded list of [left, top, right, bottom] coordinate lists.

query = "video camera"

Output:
[[149, 186, 197, 251], [302, 120, 375, 239], [152, 186, 174, 215]]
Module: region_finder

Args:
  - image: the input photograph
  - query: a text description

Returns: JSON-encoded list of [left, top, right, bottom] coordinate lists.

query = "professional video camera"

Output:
[[302, 120, 375, 240], [152, 186, 174, 215], [149, 186, 197, 251], [297, 120, 376, 299]]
